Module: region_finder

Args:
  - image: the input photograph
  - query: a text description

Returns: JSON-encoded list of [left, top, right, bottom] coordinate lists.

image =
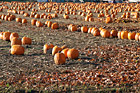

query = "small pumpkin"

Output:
[[88, 27, 92, 33], [61, 48, 69, 58], [31, 19, 37, 25], [121, 31, 128, 39], [52, 46, 62, 56], [36, 21, 43, 27], [3, 32, 11, 41], [81, 26, 88, 33], [92, 29, 100, 36], [0, 32, 4, 40], [51, 23, 59, 29], [128, 32, 136, 40], [22, 19, 27, 24], [16, 18, 22, 23], [106, 17, 112, 23], [117, 31, 122, 39], [10, 32, 19, 41], [22, 37, 32, 45], [11, 37, 22, 46], [10, 45, 24, 55], [100, 29, 110, 38], [110, 30, 118, 37], [47, 21, 52, 27], [135, 33, 140, 41], [67, 48, 79, 59], [54, 53, 66, 65]]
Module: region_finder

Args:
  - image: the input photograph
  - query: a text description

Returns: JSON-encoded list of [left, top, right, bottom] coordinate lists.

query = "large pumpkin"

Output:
[[51, 23, 59, 29], [121, 31, 128, 39], [128, 32, 136, 40], [110, 30, 118, 37], [36, 21, 43, 27], [135, 33, 140, 41], [10, 32, 19, 41], [100, 29, 110, 38], [43, 44, 54, 54], [31, 19, 37, 25], [11, 37, 22, 46], [11, 45, 24, 55], [54, 53, 66, 65], [67, 48, 79, 59], [22, 37, 32, 45], [61, 48, 69, 58], [81, 26, 88, 33], [3, 32, 11, 41], [52, 46, 62, 56]]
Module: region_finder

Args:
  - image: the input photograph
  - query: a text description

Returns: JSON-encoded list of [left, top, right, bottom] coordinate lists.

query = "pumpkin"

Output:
[[22, 37, 32, 45], [36, 21, 43, 27], [135, 33, 140, 41], [16, 18, 22, 23], [88, 27, 92, 33], [100, 29, 110, 38], [10, 32, 19, 41], [52, 46, 62, 56], [43, 44, 54, 54], [61, 48, 69, 58], [121, 31, 128, 39], [63, 14, 69, 19], [31, 19, 37, 25], [128, 32, 136, 40], [22, 19, 27, 24], [92, 29, 100, 36], [11, 37, 22, 46], [117, 31, 122, 39], [34, 14, 40, 18], [54, 53, 66, 65], [89, 17, 94, 22], [106, 17, 112, 23], [110, 30, 118, 37], [67, 48, 79, 59], [10, 45, 24, 55], [51, 23, 59, 29], [81, 26, 88, 33], [4, 15, 9, 21], [47, 21, 52, 27], [85, 16, 90, 21], [3, 32, 11, 41], [0, 32, 4, 40], [24, 13, 29, 17]]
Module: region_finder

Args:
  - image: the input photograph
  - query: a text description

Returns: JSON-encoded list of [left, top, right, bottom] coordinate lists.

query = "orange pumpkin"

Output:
[[43, 44, 54, 54], [34, 14, 40, 18], [51, 23, 59, 29], [54, 53, 66, 65], [100, 29, 110, 38], [61, 48, 69, 58], [22, 37, 32, 45], [135, 33, 140, 41], [16, 18, 22, 23], [22, 19, 27, 24], [11, 37, 22, 46], [92, 29, 100, 36], [0, 32, 4, 40], [61, 45, 67, 50], [47, 21, 52, 27], [10, 45, 24, 55], [128, 32, 136, 40], [81, 26, 88, 33], [31, 19, 37, 25], [67, 48, 79, 59], [88, 27, 92, 33], [3, 32, 11, 41], [36, 21, 43, 27], [106, 17, 112, 23], [52, 46, 62, 56], [110, 30, 118, 37], [117, 31, 122, 39], [121, 31, 128, 39], [10, 32, 19, 41]]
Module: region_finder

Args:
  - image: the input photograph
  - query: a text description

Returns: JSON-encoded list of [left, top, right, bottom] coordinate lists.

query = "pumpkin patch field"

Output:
[[0, 1, 140, 92]]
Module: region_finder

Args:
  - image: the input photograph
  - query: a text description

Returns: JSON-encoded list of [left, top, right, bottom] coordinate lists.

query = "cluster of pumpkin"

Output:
[[31, 19, 59, 29], [0, 31, 32, 55], [68, 24, 140, 40], [0, 13, 16, 21], [43, 44, 79, 65]]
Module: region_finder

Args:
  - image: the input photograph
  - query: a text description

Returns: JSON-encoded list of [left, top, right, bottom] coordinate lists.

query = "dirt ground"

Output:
[[0, 2, 140, 92]]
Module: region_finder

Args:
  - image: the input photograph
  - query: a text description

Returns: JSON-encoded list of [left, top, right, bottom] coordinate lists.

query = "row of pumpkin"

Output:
[[0, 31, 79, 65]]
